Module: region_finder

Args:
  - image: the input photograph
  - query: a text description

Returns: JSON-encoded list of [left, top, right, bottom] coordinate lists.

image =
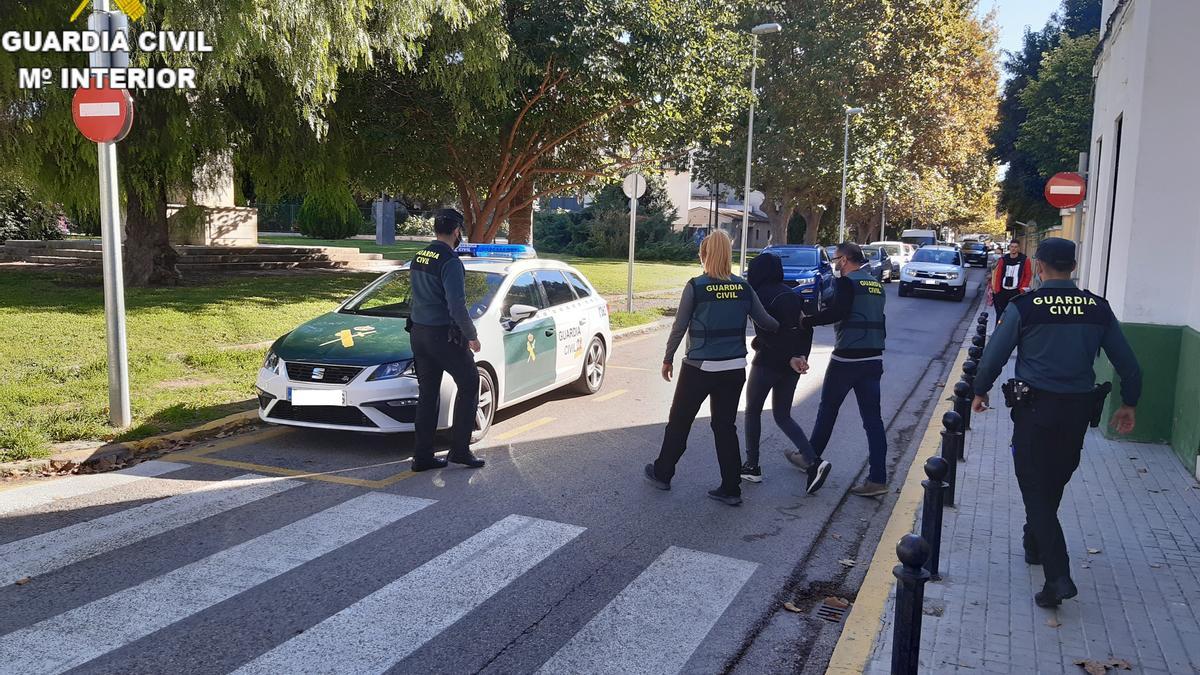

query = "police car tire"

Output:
[[898, 283, 910, 297], [571, 337, 606, 395], [952, 286, 966, 302], [470, 366, 497, 444]]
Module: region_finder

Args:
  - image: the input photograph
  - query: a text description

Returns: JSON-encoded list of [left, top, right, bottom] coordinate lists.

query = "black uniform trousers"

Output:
[[1010, 393, 1093, 582], [411, 323, 479, 459], [654, 363, 746, 496]]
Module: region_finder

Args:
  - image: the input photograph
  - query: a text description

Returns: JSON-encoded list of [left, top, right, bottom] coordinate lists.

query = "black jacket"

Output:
[[747, 253, 813, 370]]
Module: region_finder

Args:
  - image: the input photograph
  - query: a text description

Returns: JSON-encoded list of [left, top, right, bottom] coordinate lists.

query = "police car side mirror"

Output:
[[507, 304, 539, 326]]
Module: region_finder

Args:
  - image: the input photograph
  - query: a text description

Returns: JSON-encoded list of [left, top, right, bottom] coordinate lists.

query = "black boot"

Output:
[[1023, 528, 1041, 565], [447, 450, 485, 468], [1034, 576, 1078, 608]]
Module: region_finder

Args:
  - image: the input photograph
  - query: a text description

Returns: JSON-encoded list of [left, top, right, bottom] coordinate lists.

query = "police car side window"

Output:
[[502, 272, 545, 318], [535, 270, 576, 307], [567, 272, 592, 298]]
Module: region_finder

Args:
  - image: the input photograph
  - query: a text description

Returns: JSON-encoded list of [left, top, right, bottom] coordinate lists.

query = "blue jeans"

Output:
[[810, 359, 888, 483], [744, 365, 816, 467]]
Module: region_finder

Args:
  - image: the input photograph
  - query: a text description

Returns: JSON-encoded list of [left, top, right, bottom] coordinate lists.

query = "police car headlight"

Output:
[[368, 360, 416, 381], [263, 350, 280, 373], [946, 272, 959, 279]]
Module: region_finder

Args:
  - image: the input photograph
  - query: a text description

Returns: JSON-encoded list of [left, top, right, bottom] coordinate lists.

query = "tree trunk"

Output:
[[506, 181, 534, 245], [123, 182, 180, 286], [799, 203, 826, 244], [763, 200, 794, 246]]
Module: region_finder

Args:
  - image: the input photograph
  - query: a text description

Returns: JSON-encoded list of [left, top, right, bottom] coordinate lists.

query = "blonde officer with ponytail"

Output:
[[643, 230, 779, 506]]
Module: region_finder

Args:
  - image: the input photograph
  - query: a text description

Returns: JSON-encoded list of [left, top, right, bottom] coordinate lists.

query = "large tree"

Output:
[[1, 0, 484, 284], [332, 0, 755, 243]]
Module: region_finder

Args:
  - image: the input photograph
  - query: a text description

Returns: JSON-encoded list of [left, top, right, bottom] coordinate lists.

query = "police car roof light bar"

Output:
[[455, 243, 537, 260]]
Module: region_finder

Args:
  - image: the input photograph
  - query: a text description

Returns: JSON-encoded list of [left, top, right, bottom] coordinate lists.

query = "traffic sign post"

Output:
[[78, 0, 133, 428], [622, 173, 646, 313], [1044, 172, 1087, 210]]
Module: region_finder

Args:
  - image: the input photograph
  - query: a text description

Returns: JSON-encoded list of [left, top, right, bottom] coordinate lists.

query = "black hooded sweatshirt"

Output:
[[747, 253, 813, 370]]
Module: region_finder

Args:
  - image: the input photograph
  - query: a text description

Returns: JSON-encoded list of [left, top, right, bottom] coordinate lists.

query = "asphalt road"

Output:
[[0, 268, 987, 674]]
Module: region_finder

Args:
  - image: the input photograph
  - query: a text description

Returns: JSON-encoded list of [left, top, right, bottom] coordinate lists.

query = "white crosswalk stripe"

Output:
[[0, 473, 300, 586], [234, 514, 584, 675], [0, 460, 189, 516], [0, 492, 435, 675], [537, 546, 758, 675]]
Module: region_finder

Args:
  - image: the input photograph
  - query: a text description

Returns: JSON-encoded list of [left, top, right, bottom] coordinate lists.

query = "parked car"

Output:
[[900, 228, 938, 248], [760, 244, 836, 313], [870, 240, 913, 268], [860, 245, 896, 283], [256, 244, 612, 443], [898, 245, 967, 301], [961, 241, 989, 267]]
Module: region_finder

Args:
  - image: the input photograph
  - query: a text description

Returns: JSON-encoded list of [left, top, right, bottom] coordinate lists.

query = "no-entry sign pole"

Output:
[[92, 0, 131, 428], [622, 173, 646, 313]]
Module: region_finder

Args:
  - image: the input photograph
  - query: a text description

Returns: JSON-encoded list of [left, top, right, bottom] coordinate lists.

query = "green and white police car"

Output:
[[256, 244, 612, 443]]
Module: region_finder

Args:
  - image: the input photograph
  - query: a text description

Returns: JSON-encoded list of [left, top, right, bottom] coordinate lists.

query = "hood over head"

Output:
[[747, 252, 783, 290]]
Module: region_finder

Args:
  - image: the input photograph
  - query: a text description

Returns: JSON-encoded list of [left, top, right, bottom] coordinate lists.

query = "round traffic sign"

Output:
[[622, 173, 647, 199], [1044, 172, 1086, 209], [72, 85, 134, 143]]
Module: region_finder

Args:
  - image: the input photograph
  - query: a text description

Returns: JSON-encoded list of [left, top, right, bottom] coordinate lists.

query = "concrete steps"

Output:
[[2, 239, 400, 273]]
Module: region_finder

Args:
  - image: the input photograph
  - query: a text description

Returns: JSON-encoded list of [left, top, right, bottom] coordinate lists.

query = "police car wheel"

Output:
[[470, 367, 496, 443], [898, 282, 910, 297], [952, 286, 966, 302], [571, 337, 606, 394]]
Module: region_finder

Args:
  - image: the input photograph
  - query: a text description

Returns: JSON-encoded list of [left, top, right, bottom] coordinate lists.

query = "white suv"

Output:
[[898, 245, 967, 302]]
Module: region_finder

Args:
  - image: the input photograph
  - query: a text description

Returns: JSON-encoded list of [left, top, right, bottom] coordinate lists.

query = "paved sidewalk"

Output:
[[861, 352, 1200, 674]]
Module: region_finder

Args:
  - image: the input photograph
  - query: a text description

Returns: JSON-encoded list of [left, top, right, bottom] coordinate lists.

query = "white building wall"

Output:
[[664, 171, 693, 229], [1083, 0, 1200, 330]]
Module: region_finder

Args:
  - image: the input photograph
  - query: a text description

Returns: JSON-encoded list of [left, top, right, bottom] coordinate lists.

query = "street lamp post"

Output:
[[838, 106, 864, 243], [739, 22, 782, 275]]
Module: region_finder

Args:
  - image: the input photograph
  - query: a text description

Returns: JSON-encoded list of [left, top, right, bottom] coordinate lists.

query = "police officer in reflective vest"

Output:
[[802, 242, 889, 497], [408, 208, 486, 472], [644, 230, 778, 506], [973, 238, 1141, 608]]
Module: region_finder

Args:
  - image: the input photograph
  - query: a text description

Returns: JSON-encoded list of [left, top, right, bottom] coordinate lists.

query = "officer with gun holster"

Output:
[[972, 238, 1141, 609]]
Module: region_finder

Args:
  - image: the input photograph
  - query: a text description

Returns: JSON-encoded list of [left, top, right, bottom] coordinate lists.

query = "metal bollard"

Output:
[[971, 334, 985, 350], [979, 311, 988, 322], [975, 322, 987, 348], [952, 381, 971, 459], [921, 456, 950, 579], [939, 411, 962, 508], [891, 533, 932, 675]]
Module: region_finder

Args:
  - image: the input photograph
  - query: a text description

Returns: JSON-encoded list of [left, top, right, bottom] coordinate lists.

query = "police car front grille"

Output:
[[914, 271, 953, 279], [267, 401, 378, 428], [285, 362, 364, 384]]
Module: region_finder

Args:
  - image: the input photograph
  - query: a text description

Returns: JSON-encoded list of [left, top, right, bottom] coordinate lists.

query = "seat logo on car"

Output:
[[319, 326, 377, 349], [311, 367, 326, 380]]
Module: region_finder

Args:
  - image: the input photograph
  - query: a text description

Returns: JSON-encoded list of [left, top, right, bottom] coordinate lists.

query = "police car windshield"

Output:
[[911, 249, 961, 265], [341, 270, 504, 319], [767, 249, 819, 267]]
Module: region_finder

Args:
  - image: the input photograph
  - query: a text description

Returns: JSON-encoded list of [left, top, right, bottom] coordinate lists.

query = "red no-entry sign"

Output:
[[72, 85, 134, 143], [1044, 172, 1087, 209]]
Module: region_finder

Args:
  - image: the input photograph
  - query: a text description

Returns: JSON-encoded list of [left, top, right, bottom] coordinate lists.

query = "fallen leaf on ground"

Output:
[[1087, 548, 1101, 554], [838, 559, 857, 567], [1081, 563, 1091, 569], [14, 577, 31, 586], [782, 601, 803, 613], [831, 533, 843, 540], [1137, 468, 1148, 474], [824, 596, 851, 609], [1072, 659, 1106, 675], [1105, 658, 1132, 670], [1047, 617, 1062, 628], [1150, 563, 1162, 569]]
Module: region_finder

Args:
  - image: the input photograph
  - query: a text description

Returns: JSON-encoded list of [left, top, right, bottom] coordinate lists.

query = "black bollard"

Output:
[[971, 334, 985, 349], [921, 456, 950, 579], [891, 534, 932, 675], [979, 311, 989, 322], [968, 345, 982, 361], [952, 381, 972, 460], [975, 322, 987, 348], [960, 360, 977, 433], [939, 411, 962, 508]]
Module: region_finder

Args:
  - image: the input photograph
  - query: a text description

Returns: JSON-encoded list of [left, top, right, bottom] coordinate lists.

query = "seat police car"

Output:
[[255, 244, 612, 443]]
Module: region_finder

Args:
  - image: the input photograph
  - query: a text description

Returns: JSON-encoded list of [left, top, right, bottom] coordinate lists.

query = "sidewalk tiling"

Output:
[[861, 355, 1200, 674]]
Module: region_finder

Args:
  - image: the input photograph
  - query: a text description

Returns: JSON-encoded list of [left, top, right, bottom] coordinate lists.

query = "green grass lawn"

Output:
[[260, 236, 698, 297], [0, 253, 693, 461]]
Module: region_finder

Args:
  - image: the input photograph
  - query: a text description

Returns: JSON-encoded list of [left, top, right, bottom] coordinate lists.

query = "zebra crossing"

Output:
[[0, 467, 761, 674]]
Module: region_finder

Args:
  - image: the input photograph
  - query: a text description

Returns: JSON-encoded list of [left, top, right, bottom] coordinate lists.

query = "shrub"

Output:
[[297, 187, 364, 240], [0, 179, 67, 243], [397, 214, 435, 237]]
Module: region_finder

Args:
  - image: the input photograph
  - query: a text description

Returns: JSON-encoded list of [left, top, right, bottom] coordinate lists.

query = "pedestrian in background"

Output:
[[802, 242, 889, 497], [740, 252, 832, 494], [644, 230, 779, 506], [990, 240, 1032, 326], [408, 208, 486, 472], [972, 237, 1140, 608]]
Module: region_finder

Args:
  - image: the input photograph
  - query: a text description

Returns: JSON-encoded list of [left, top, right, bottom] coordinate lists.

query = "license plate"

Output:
[[288, 388, 344, 406], [923, 279, 938, 285]]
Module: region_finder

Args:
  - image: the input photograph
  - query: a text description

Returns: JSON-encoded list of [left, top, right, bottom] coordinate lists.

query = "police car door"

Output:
[[501, 272, 557, 403], [534, 270, 588, 384]]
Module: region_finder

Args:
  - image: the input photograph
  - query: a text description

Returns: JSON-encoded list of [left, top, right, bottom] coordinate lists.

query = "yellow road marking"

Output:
[[169, 453, 415, 489], [594, 389, 628, 402], [181, 426, 290, 457], [493, 417, 555, 442], [825, 346, 970, 674], [608, 365, 651, 372]]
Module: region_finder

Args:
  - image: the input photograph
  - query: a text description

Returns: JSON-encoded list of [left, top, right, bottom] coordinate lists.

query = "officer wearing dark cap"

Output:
[[408, 208, 486, 472], [972, 237, 1141, 608]]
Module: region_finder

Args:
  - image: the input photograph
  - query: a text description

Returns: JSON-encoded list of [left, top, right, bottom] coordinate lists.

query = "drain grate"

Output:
[[816, 597, 851, 623]]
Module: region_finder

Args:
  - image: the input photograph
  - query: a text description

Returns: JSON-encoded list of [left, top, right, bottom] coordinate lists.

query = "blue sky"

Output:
[[977, 0, 1059, 58]]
